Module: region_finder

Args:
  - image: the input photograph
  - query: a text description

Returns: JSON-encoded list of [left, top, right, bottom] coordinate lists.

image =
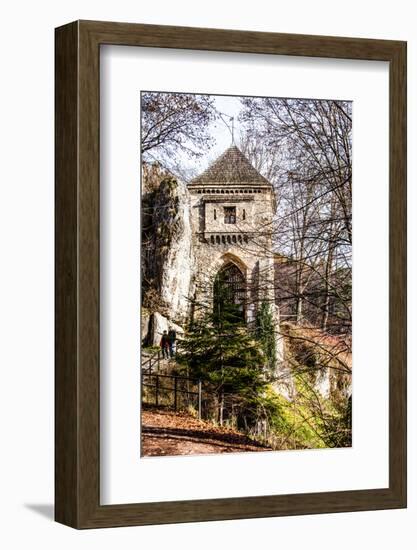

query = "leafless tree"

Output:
[[240, 97, 352, 334], [141, 92, 218, 167]]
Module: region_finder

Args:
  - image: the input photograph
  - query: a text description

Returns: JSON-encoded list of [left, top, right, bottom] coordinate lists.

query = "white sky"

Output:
[[192, 94, 245, 175]]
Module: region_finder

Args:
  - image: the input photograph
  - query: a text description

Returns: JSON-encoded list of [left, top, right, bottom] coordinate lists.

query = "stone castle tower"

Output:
[[188, 146, 280, 340]]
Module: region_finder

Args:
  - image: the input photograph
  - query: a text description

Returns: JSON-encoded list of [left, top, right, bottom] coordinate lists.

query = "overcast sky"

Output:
[[191, 94, 245, 176]]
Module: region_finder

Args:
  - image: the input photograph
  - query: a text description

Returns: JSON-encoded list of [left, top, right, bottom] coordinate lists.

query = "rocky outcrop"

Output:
[[146, 312, 184, 347], [157, 179, 194, 321], [142, 174, 194, 344]]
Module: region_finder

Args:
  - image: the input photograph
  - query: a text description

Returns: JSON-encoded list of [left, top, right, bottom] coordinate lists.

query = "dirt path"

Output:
[[141, 408, 271, 457]]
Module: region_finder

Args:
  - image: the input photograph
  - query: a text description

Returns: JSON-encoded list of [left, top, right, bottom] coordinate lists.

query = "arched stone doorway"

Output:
[[213, 262, 246, 321]]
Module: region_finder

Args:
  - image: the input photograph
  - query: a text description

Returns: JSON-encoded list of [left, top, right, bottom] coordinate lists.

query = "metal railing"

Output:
[[141, 350, 162, 374], [141, 371, 202, 419]]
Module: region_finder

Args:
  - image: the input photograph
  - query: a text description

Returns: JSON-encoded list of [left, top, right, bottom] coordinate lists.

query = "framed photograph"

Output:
[[55, 20, 406, 528]]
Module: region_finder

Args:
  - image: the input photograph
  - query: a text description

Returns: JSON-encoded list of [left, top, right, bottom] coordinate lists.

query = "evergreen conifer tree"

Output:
[[177, 281, 269, 425]]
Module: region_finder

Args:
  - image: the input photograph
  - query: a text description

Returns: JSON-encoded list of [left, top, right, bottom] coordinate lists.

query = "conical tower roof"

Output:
[[190, 145, 271, 186]]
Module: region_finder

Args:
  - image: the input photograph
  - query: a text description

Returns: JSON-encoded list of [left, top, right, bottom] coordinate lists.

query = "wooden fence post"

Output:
[[198, 380, 202, 420], [155, 374, 159, 407], [174, 376, 178, 411]]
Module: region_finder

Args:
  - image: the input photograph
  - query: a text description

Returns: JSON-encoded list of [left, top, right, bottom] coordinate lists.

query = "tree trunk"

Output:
[[219, 391, 224, 426], [321, 249, 333, 331], [296, 293, 303, 324], [321, 199, 336, 331]]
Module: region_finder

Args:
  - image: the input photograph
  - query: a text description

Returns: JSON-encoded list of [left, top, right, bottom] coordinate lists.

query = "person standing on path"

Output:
[[168, 327, 177, 358], [160, 330, 170, 359]]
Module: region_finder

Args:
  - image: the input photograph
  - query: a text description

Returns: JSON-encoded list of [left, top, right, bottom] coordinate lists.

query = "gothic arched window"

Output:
[[213, 262, 246, 321]]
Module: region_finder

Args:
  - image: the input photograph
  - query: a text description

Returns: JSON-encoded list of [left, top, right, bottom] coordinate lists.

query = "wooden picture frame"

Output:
[[55, 20, 407, 528]]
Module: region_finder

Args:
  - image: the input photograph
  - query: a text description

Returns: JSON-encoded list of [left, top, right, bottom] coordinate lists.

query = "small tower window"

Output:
[[214, 209, 217, 220], [242, 208, 246, 221], [224, 206, 236, 224]]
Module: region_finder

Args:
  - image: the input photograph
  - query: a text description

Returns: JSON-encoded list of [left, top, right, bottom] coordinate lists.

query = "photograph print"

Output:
[[140, 91, 352, 457]]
